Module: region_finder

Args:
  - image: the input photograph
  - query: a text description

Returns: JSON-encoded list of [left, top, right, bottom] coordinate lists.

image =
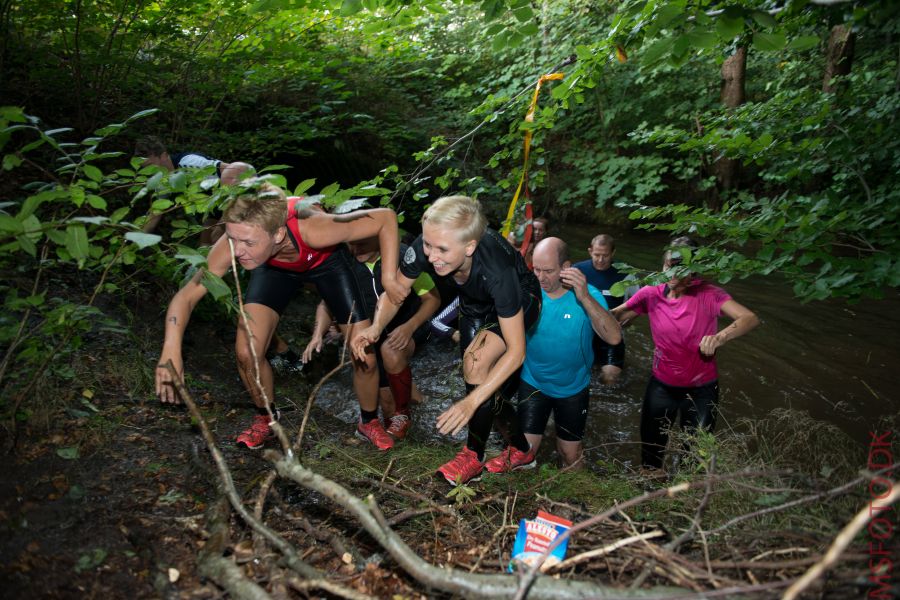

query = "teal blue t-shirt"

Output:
[[522, 285, 609, 397]]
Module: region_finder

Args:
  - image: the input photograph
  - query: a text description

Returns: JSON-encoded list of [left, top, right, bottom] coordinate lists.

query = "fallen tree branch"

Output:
[[270, 451, 686, 599], [164, 359, 364, 600], [198, 496, 273, 600]]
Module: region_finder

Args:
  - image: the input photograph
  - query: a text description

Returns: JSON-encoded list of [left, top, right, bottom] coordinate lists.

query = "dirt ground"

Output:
[[1, 290, 892, 599]]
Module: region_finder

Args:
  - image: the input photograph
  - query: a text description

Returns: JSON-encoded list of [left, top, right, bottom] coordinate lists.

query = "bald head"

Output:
[[220, 161, 255, 186], [533, 237, 568, 267], [532, 237, 570, 294]]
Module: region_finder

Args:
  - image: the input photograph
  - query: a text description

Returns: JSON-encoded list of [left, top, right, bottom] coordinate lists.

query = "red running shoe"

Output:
[[385, 414, 411, 440], [357, 418, 394, 451], [236, 415, 274, 450], [437, 446, 484, 486], [484, 445, 536, 474]]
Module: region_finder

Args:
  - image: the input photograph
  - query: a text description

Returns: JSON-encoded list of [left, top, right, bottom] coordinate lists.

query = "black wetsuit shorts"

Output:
[[245, 244, 368, 324], [517, 379, 590, 442], [592, 335, 626, 368]]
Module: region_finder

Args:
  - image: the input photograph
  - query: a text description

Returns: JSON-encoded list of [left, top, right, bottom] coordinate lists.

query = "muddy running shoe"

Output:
[[357, 418, 394, 451], [236, 415, 274, 450], [437, 446, 484, 486], [484, 445, 536, 474], [385, 414, 411, 440]]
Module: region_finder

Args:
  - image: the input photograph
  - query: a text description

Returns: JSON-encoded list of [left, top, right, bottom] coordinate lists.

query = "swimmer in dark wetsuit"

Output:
[[155, 182, 407, 451], [351, 196, 542, 486]]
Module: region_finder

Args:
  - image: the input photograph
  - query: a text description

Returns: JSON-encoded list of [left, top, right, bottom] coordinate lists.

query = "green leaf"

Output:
[[3, 153, 22, 170], [124, 231, 162, 249], [294, 178, 316, 195], [17, 234, 36, 256], [340, 0, 362, 16], [82, 164, 102, 182], [655, 3, 682, 29], [125, 108, 159, 122], [57, 446, 80, 460], [168, 170, 187, 191], [65, 225, 89, 259], [87, 195, 107, 210], [687, 29, 718, 50], [491, 30, 509, 52], [753, 31, 787, 52], [201, 271, 231, 300], [45, 127, 74, 137], [0, 214, 23, 233], [716, 15, 744, 40], [74, 548, 107, 573], [320, 182, 340, 197], [109, 207, 129, 223], [642, 37, 676, 66], [751, 10, 778, 29], [519, 22, 539, 36], [151, 199, 174, 211], [512, 6, 533, 22], [787, 35, 820, 51]]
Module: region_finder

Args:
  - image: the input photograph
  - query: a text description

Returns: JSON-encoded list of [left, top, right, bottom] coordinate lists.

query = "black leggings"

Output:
[[457, 292, 540, 458], [518, 380, 589, 442], [640, 376, 719, 469]]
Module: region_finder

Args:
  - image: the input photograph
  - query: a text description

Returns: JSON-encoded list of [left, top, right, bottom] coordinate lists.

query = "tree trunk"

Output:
[[711, 46, 747, 210], [823, 24, 855, 92]]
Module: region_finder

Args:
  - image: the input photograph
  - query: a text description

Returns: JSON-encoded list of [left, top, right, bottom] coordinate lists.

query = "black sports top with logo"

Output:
[[400, 228, 539, 320]]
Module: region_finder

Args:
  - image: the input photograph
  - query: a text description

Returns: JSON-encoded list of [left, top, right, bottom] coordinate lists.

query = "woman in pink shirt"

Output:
[[612, 238, 759, 474]]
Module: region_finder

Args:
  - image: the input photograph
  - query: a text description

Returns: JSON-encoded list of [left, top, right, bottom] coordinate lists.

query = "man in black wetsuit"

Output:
[[351, 195, 542, 485]]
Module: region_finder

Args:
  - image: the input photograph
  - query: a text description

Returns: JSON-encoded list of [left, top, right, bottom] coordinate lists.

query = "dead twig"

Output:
[[227, 238, 290, 453], [782, 478, 899, 600], [512, 469, 780, 600], [709, 463, 899, 535], [549, 530, 665, 572]]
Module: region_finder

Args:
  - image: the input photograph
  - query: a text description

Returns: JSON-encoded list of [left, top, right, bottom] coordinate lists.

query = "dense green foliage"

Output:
[[1, 0, 898, 405]]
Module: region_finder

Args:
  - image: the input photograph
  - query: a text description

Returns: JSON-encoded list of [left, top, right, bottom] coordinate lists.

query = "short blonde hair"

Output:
[[223, 181, 287, 235], [422, 195, 487, 243]]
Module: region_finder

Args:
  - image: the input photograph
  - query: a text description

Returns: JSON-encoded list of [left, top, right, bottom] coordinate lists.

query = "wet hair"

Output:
[[134, 136, 167, 158], [222, 181, 287, 235], [590, 233, 615, 251], [533, 217, 549, 230], [664, 236, 698, 266], [422, 195, 487, 243]]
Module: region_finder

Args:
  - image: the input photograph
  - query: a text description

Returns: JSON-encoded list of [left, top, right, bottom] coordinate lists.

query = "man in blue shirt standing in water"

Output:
[[518, 237, 621, 468]]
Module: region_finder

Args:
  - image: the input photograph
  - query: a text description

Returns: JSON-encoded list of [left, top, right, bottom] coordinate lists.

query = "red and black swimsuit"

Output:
[[243, 197, 367, 324]]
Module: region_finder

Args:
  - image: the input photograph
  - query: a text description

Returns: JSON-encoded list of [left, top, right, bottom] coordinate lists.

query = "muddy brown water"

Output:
[[312, 225, 899, 467]]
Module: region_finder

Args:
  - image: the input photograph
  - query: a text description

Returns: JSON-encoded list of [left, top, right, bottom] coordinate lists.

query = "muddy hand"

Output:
[[155, 355, 184, 404]]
